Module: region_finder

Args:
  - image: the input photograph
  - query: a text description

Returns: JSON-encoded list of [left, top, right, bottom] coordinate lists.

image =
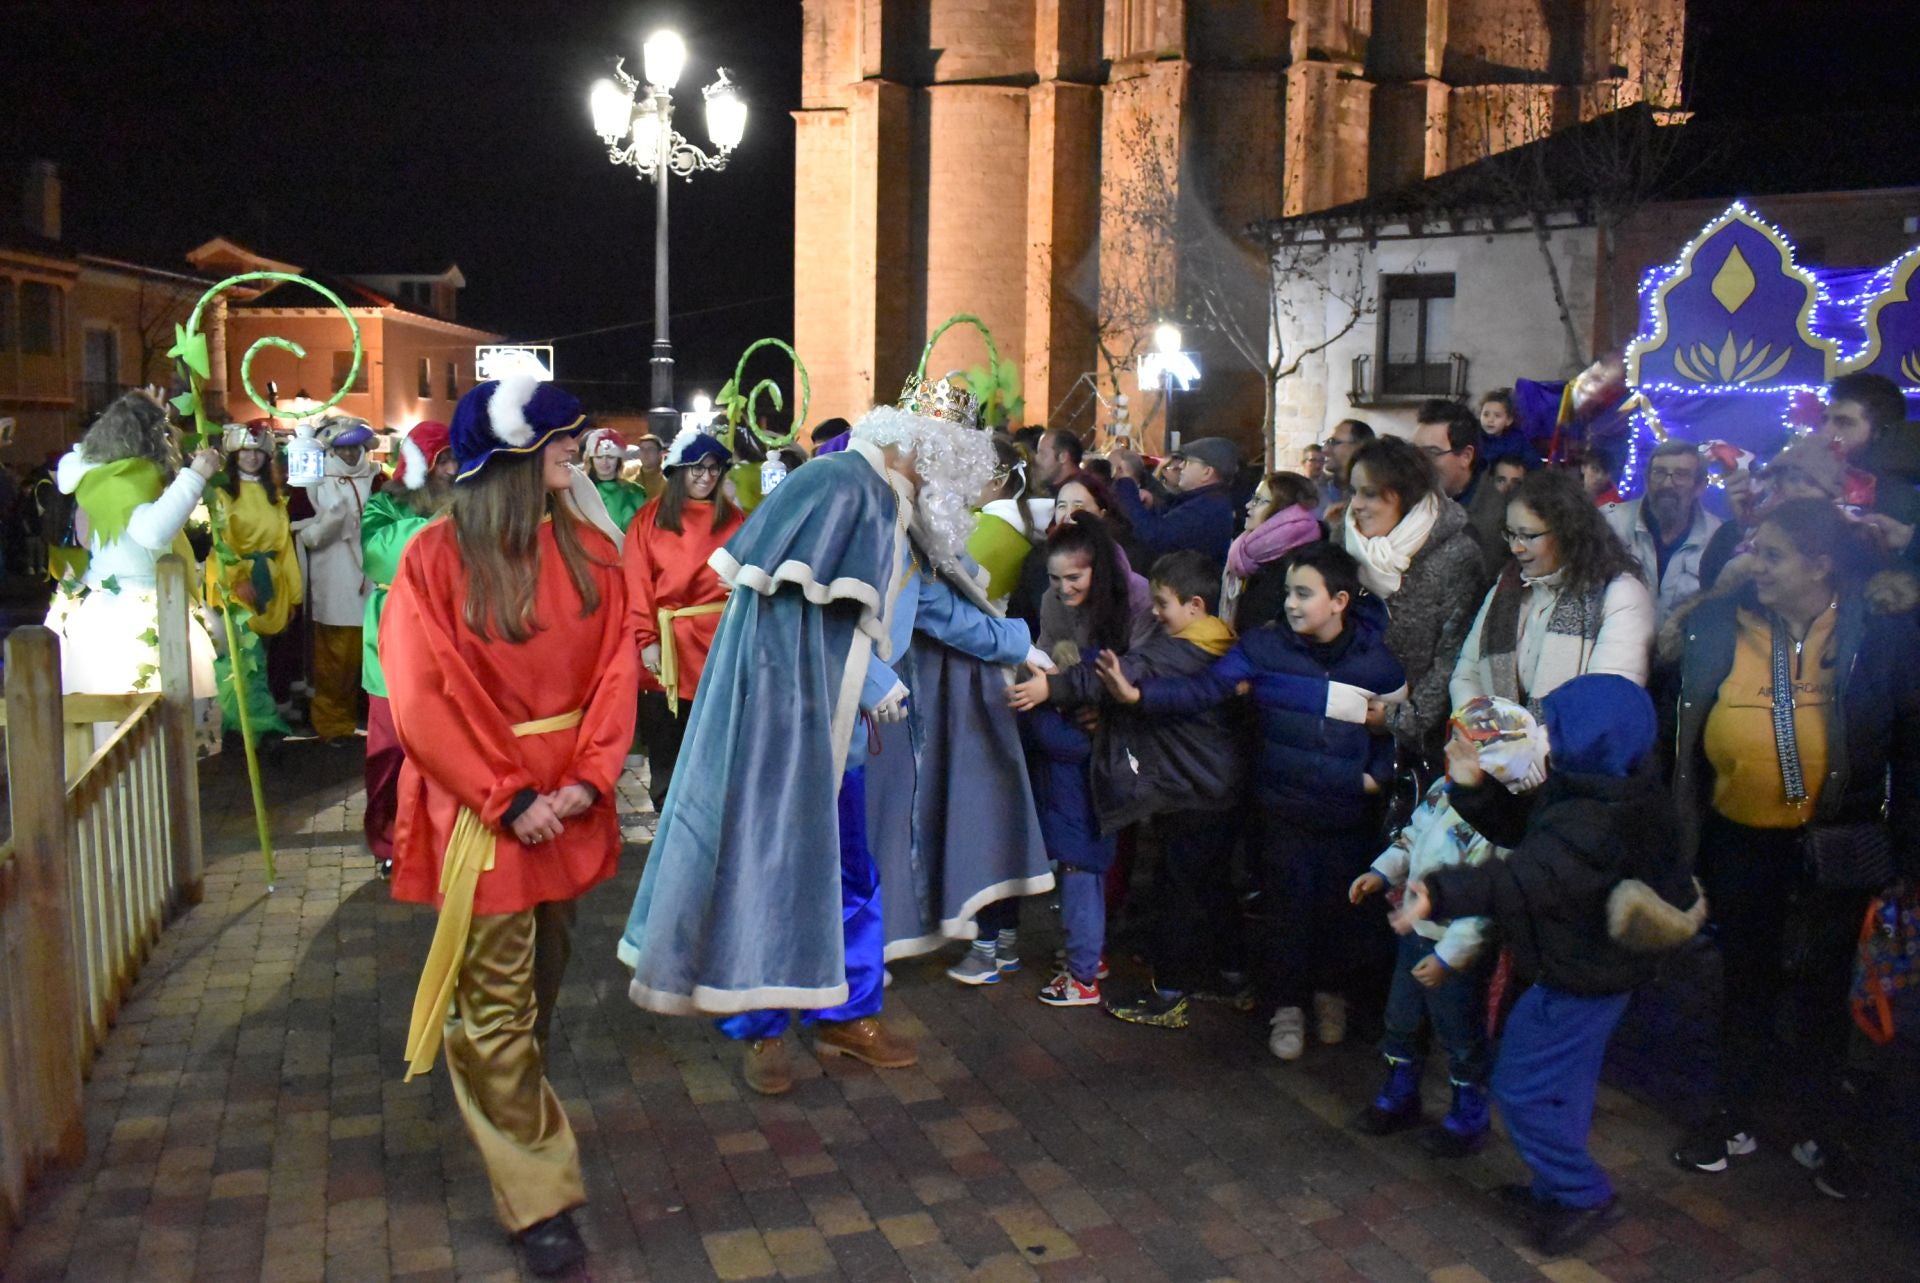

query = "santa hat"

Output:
[[448, 376, 586, 482], [581, 427, 631, 460], [395, 421, 453, 491]]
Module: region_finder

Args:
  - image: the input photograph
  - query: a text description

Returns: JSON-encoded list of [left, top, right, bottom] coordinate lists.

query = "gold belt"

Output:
[[403, 708, 585, 1079], [657, 601, 726, 715]]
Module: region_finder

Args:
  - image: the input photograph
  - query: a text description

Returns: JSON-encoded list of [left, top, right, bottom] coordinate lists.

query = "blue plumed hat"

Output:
[[449, 375, 586, 482], [663, 428, 731, 471]]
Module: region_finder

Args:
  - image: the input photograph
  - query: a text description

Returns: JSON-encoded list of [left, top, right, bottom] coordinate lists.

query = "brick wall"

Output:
[[922, 86, 1031, 383]]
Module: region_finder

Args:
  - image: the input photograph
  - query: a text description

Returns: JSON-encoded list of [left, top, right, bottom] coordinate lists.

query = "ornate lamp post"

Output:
[[591, 30, 748, 437]]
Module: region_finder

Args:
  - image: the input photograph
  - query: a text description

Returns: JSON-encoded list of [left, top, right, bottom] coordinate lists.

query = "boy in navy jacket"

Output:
[[1100, 543, 1406, 1057]]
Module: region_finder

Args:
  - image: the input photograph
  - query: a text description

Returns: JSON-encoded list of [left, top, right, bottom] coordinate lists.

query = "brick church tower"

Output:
[[793, 0, 1684, 453]]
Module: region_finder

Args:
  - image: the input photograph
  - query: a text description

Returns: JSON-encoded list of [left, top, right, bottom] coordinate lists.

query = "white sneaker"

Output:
[[1313, 991, 1347, 1045], [1269, 1006, 1305, 1061]]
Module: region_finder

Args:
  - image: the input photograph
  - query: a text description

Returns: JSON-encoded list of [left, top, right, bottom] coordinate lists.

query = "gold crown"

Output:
[[895, 371, 981, 430]]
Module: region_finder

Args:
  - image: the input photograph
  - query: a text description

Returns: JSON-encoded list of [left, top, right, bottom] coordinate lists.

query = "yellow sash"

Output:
[[657, 601, 727, 715], [403, 708, 585, 1080]]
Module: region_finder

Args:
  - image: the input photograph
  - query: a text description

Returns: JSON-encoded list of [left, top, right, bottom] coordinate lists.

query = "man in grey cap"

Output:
[[1112, 434, 1241, 564]]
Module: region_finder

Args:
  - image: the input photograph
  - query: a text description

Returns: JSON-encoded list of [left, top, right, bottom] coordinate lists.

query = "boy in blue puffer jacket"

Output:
[[1098, 542, 1406, 1060]]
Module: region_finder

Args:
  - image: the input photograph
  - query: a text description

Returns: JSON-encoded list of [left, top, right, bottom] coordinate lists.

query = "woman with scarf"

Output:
[[382, 377, 637, 1278], [48, 391, 219, 719], [1337, 436, 1490, 765], [1224, 471, 1323, 631], [1451, 468, 1652, 712], [360, 420, 455, 876], [625, 428, 744, 811], [206, 420, 302, 743]]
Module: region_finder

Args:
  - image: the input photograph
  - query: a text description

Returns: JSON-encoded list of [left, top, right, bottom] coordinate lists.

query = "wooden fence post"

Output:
[[156, 555, 204, 906], [4, 627, 85, 1169]]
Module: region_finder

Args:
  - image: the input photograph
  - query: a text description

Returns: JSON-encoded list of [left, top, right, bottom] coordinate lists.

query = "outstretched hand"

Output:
[[1093, 650, 1140, 704], [1348, 871, 1386, 905], [1006, 672, 1050, 712]]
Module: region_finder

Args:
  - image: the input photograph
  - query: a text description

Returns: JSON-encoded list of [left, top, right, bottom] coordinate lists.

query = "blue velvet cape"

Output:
[[865, 544, 1053, 959], [619, 447, 908, 1014]]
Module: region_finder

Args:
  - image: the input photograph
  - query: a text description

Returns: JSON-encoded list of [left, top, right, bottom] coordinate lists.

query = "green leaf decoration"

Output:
[[100, 575, 121, 594], [716, 377, 750, 428], [171, 388, 200, 417], [168, 323, 211, 380], [960, 355, 1024, 428], [137, 628, 159, 647]]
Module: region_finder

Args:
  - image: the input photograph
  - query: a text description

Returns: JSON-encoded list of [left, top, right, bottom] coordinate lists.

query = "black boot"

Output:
[[519, 1210, 586, 1277]]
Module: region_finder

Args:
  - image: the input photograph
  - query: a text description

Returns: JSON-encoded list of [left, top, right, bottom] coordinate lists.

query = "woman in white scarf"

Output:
[[1334, 436, 1492, 761]]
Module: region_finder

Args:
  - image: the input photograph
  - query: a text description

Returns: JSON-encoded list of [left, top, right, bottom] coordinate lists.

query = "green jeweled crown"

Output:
[[895, 371, 981, 430]]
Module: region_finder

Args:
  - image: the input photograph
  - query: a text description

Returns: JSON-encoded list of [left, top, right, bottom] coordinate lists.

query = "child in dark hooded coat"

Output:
[[1396, 673, 1704, 1257]]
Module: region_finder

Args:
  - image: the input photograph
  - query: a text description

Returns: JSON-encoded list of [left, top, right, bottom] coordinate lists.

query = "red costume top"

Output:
[[623, 500, 744, 704], [383, 518, 639, 916]]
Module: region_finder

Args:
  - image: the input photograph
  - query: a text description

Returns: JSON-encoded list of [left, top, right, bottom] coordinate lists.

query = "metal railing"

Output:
[[0, 555, 203, 1263]]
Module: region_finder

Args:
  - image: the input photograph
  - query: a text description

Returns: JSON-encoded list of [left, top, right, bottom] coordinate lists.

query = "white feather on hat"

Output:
[[399, 435, 429, 491], [488, 374, 539, 447]]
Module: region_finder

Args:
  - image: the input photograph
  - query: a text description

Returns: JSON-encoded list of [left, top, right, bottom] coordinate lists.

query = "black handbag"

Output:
[[1770, 622, 1895, 892]]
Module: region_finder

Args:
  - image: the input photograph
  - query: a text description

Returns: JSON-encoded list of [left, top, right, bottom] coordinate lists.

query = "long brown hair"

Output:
[[654, 462, 739, 536], [451, 451, 608, 642], [221, 448, 282, 505]]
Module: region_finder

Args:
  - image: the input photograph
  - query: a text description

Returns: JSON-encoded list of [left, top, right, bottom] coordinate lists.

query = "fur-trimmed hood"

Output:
[[1607, 876, 1707, 952]]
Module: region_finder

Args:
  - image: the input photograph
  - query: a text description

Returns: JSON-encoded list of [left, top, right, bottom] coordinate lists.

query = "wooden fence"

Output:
[[0, 555, 204, 1264]]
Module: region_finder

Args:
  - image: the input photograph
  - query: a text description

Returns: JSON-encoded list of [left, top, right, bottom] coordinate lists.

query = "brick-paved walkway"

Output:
[[4, 747, 1918, 1283]]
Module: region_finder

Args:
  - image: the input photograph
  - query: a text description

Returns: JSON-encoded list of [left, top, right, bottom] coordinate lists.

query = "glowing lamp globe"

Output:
[[629, 98, 663, 160], [590, 79, 633, 142], [705, 82, 748, 151], [1154, 323, 1183, 355], [643, 29, 687, 89]]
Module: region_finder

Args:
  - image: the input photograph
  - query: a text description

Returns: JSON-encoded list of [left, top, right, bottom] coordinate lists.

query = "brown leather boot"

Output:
[[814, 1017, 918, 1068], [743, 1037, 792, 1095]]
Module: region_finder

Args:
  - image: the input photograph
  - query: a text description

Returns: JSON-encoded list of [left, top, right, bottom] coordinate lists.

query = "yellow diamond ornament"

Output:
[[1711, 246, 1756, 314]]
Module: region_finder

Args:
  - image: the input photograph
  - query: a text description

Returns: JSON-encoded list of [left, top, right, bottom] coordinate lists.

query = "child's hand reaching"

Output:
[[1389, 879, 1432, 935], [1444, 728, 1486, 787], [1005, 672, 1050, 711], [1348, 871, 1386, 904], [1093, 650, 1140, 704], [1411, 955, 1450, 988]]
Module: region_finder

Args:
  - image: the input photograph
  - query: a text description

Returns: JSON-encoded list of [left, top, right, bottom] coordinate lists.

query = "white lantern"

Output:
[[590, 79, 633, 143], [643, 30, 687, 89], [285, 424, 326, 487]]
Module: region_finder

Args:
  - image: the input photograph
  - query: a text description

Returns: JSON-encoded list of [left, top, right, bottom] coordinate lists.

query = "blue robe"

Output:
[[864, 543, 1053, 958], [619, 444, 910, 1014]]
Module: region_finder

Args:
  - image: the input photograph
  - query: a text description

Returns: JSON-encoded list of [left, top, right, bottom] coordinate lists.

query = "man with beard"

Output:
[[1604, 438, 1720, 623]]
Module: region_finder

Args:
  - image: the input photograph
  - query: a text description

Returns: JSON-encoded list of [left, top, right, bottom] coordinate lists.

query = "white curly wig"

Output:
[[852, 404, 997, 565]]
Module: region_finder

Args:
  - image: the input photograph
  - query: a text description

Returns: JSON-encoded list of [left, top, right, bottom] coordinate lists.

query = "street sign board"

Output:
[[475, 345, 555, 382]]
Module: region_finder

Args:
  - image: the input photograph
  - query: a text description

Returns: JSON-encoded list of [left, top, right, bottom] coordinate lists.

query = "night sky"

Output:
[[4, 0, 1912, 416]]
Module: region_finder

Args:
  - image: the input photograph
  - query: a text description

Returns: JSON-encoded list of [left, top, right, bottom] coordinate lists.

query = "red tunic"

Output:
[[382, 518, 639, 916], [622, 500, 744, 704]]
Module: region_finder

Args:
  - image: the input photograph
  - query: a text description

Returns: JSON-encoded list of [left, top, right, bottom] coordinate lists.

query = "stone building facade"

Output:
[[793, 0, 1684, 457]]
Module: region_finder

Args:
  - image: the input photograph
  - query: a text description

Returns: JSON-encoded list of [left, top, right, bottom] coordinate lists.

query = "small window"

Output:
[[418, 356, 432, 399], [332, 349, 368, 393], [20, 280, 59, 356], [0, 280, 14, 351], [445, 360, 458, 400], [1379, 273, 1456, 395]]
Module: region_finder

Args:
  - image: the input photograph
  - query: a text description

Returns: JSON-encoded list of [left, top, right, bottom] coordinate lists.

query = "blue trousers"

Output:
[[1380, 933, 1490, 1086], [1059, 867, 1105, 985], [1492, 984, 1630, 1209], [718, 768, 885, 1040]]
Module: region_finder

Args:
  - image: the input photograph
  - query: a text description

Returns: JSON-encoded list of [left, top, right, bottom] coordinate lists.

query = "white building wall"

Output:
[[1270, 223, 1598, 467]]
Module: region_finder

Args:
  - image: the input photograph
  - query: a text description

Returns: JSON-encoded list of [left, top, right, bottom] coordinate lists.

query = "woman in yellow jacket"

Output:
[[206, 420, 302, 742]]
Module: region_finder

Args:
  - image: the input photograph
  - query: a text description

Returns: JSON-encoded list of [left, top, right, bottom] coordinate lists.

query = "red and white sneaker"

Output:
[[1052, 949, 1110, 979], [1038, 972, 1101, 1007]]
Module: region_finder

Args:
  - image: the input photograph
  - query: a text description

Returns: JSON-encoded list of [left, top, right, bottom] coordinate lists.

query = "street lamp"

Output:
[[590, 30, 747, 438]]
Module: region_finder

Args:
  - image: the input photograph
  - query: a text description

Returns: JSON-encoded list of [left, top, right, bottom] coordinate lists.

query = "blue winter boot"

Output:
[[1420, 1079, 1490, 1157], [1352, 1057, 1424, 1135]]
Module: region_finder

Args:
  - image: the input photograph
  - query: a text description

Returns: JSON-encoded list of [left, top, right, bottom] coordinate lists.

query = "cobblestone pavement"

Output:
[[4, 747, 1918, 1283]]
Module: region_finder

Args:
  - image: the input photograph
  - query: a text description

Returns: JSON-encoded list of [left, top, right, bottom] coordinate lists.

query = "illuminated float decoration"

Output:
[[1616, 203, 1920, 491]]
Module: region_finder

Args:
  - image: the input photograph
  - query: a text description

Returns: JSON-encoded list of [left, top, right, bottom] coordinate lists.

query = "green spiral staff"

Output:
[[716, 337, 811, 451], [915, 312, 1000, 383], [166, 270, 364, 890]]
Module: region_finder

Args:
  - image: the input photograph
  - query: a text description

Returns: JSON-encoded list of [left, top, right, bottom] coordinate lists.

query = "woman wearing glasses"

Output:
[[625, 430, 745, 810], [1450, 468, 1653, 712]]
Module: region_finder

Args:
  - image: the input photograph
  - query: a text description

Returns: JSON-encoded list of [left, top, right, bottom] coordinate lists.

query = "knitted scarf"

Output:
[[1343, 492, 1442, 597], [1479, 562, 1606, 706], [1222, 504, 1320, 626]]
